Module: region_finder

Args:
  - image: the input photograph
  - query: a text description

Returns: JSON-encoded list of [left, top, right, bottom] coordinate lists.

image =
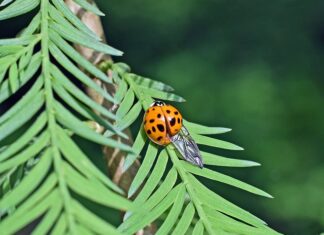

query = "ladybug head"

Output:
[[151, 100, 166, 107]]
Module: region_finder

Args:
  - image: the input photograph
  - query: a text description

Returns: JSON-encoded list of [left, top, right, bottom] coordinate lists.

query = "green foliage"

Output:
[[0, 1, 280, 234], [0, 0, 131, 234], [105, 2, 324, 233], [109, 64, 280, 235]]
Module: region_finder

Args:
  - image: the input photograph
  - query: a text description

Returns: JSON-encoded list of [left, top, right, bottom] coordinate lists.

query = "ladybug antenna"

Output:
[[151, 100, 165, 107]]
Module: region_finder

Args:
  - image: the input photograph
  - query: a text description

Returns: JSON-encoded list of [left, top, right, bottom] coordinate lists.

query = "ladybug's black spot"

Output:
[[144, 120, 147, 124], [166, 110, 171, 114], [157, 136, 163, 141], [153, 108, 155, 111], [174, 111, 179, 115], [170, 118, 176, 126], [177, 118, 181, 124], [149, 119, 155, 123], [157, 114, 162, 118], [147, 130, 152, 135], [146, 110, 149, 113], [152, 127, 156, 132], [174, 129, 178, 132], [157, 124, 165, 132]]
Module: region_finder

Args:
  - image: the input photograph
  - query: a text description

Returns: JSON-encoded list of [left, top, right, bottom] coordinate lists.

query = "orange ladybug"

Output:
[[143, 101, 203, 168]]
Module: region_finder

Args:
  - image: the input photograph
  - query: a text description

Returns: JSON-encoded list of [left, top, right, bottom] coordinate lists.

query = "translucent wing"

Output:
[[170, 126, 204, 168]]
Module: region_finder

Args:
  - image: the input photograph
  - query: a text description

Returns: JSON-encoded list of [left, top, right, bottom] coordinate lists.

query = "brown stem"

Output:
[[64, 0, 141, 193], [64, 1, 155, 234]]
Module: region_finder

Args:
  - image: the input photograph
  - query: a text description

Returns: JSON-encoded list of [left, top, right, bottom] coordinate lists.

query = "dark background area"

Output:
[[0, 0, 323, 234], [99, 1, 324, 234]]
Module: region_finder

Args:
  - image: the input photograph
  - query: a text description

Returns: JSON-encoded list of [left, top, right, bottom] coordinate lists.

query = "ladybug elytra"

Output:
[[143, 101, 203, 168], [143, 101, 183, 145]]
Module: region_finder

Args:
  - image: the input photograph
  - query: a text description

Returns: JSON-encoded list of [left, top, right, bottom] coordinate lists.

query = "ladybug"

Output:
[[143, 100, 203, 168], [143, 101, 183, 145]]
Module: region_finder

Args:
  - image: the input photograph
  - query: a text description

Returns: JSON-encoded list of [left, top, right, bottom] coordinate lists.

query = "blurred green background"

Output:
[[99, 1, 324, 234]]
